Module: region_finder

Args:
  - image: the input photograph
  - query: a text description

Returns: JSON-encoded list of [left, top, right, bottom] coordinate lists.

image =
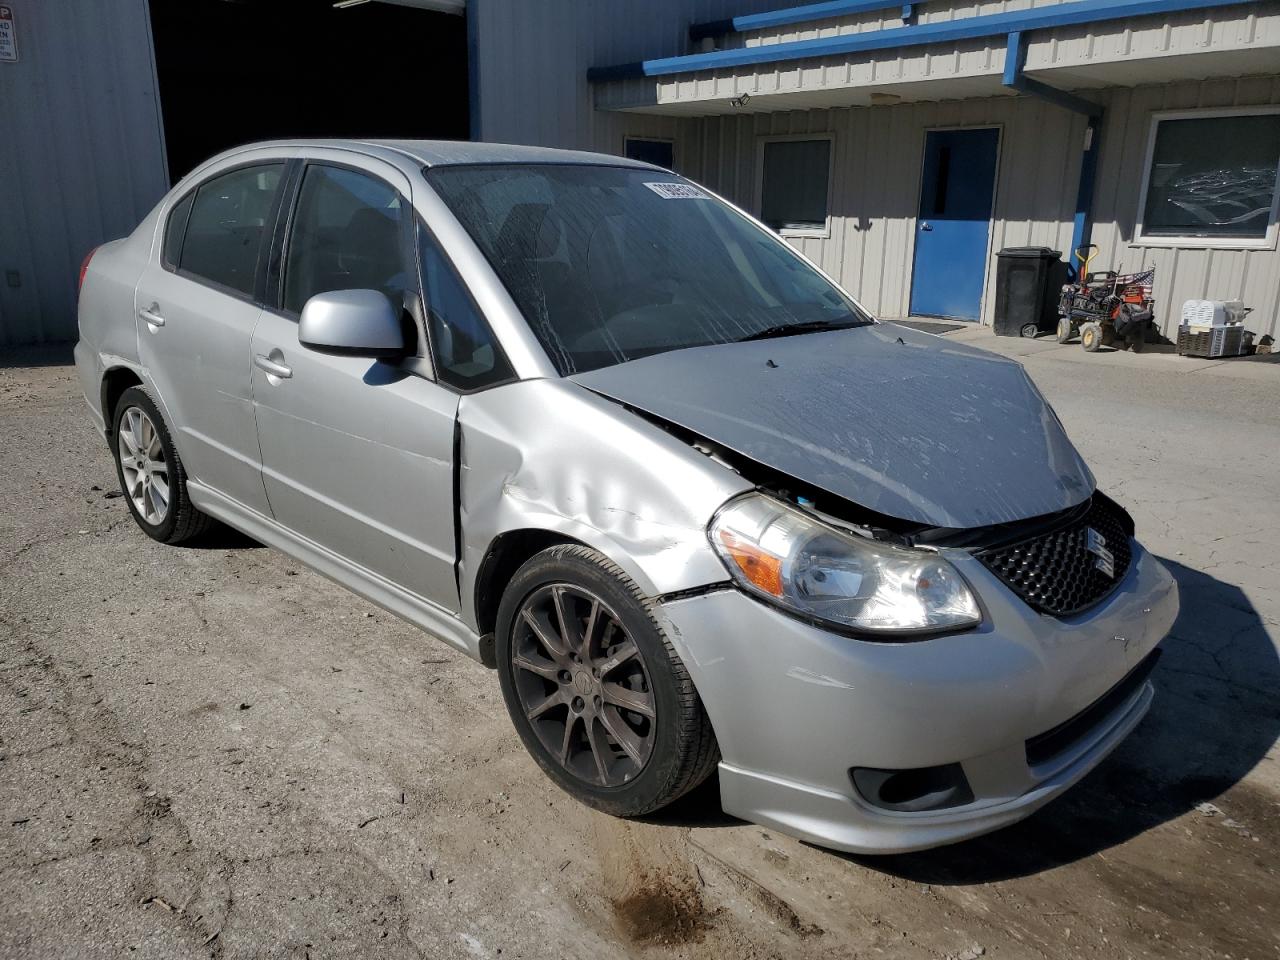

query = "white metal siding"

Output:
[[727, 0, 1084, 49], [472, 0, 806, 152], [690, 95, 1082, 325], [593, 1, 1279, 112], [1090, 77, 1280, 339], [0, 0, 168, 346], [687, 79, 1280, 339]]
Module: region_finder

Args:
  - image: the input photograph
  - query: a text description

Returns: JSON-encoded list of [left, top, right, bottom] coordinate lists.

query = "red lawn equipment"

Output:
[[1056, 244, 1155, 353]]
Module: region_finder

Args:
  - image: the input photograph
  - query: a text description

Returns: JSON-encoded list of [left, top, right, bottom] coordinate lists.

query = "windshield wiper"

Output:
[[738, 319, 860, 342]]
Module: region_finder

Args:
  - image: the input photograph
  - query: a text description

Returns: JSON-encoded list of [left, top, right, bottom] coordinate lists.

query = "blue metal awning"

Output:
[[688, 0, 919, 42], [589, 0, 1260, 82]]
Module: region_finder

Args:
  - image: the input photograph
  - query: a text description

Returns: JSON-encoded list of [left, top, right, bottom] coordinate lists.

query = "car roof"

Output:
[[218, 138, 659, 170]]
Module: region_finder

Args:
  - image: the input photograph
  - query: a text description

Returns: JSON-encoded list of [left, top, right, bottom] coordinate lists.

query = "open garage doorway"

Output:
[[148, 0, 469, 183]]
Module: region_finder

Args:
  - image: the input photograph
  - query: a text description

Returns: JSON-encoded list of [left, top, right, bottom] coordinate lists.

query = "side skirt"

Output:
[[187, 480, 485, 662]]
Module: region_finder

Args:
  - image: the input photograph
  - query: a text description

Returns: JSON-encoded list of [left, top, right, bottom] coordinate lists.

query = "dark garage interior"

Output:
[[148, 0, 469, 182]]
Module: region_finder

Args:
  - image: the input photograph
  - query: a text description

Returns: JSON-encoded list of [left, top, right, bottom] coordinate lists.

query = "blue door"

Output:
[[908, 128, 999, 320]]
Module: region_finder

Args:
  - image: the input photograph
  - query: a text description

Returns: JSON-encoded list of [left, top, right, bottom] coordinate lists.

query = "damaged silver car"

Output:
[[75, 140, 1178, 853]]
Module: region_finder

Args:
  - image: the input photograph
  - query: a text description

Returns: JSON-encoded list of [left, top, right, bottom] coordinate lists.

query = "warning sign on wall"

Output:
[[0, 6, 17, 63]]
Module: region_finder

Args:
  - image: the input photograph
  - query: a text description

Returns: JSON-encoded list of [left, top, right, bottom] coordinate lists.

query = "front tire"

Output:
[[496, 545, 719, 816], [111, 387, 214, 544], [1080, 321, 1103, 352]]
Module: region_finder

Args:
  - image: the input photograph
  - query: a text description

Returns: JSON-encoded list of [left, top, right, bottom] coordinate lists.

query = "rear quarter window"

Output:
[[178, 163, 284, 297], [162, 192, 194, 269]]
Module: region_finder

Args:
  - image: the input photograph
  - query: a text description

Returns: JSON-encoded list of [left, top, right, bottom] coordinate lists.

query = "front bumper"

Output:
[[655, 541, 1178, 854]]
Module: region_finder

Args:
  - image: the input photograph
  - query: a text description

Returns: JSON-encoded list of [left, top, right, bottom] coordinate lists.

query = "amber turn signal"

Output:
[[716, 528, 784, 597]]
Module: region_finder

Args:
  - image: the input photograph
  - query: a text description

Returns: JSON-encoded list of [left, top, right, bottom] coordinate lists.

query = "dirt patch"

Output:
[[591, 812, 718, 945], [612, 874, 711, 945]]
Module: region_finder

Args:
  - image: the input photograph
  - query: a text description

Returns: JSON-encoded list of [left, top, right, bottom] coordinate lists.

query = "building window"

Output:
[[758, 136, 832, 237], [1136, 108, 1280, 249], [624, 137, 674, 169]]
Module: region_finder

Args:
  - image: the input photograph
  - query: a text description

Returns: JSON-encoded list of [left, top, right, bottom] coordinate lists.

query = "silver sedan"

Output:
[[75, 139, 1178, 853]]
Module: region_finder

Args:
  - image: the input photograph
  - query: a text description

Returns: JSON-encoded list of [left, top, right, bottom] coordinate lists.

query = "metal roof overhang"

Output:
[[589, 0, 1273, 115], [375, 0, 465, 13], [688, 0, 920, 43]]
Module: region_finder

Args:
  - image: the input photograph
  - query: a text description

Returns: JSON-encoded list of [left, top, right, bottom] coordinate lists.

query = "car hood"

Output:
[[569, 323, 1094, 530]]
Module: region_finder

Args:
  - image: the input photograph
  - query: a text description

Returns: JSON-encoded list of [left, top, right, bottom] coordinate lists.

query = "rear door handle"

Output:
[[254, 354, 293, 380], [138, 304, 165, 327]]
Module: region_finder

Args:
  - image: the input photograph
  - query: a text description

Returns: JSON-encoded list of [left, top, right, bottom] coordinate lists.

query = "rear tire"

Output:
[[496, 544, 719, 817], [1127, 333, 1147, 353], [111, 387, 215, 544]]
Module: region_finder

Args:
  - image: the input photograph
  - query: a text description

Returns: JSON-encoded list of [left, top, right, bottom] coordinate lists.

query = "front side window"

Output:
[[759, 138, 832, 235], [1138, 111, 1280, 245], [418, 220, 513, 390], [179, 164, 284, 295], [426, 164, 869, 376], [282, 165, 410, 315]]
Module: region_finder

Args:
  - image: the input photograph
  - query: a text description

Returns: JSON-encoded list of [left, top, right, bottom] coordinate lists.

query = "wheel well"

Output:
[[473, 529, 585, 645], [101, 367, 142, 439]]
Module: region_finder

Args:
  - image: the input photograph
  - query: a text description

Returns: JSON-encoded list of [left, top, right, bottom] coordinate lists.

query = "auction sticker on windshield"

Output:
[[644, 182, 709, 200]]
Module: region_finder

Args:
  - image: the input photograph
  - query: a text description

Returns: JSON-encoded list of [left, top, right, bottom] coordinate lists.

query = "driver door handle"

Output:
[[919, 222, 933, 231], [254, 354, 293, 379], [138, 304, 165, 327]]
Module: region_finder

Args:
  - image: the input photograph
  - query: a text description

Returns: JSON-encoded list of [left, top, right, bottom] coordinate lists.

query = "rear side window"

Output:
[[282, 164, 410, 316], [162, 192, 194, 269], [179, 164, 284, 296], [419, 220, 512, 391]]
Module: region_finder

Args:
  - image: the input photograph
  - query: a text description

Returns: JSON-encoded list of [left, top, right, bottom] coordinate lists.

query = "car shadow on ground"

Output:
[[184, 525, 267, 550], [844, 557, 1278, 883]]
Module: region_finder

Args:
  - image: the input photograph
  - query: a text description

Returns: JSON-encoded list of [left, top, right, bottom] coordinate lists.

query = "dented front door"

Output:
[[251, 312, 460, 609], [250, 153, 460, 610]]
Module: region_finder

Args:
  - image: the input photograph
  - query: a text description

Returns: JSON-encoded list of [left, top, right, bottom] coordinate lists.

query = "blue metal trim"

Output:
[[466, 0, 482, 141], [1001, 33, 1103, 269], [688, 0, 915, 42], [1070, 117, 1103, 274], [1002, 31, 1102, 117], [591, 0, 1259, 82]]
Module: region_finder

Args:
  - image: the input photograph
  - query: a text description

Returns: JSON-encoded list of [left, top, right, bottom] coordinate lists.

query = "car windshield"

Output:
[[426, 164, 872, 374]]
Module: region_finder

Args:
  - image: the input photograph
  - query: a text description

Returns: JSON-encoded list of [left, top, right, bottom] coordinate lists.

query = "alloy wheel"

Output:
[[510, 584, 656, 787], [117, 406, 170, 525]]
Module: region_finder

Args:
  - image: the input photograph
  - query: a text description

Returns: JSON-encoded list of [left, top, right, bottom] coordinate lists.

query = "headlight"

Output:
[[709, 494, 980, 634]]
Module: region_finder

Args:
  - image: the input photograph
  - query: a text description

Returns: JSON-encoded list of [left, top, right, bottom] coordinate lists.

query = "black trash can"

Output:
[[993, 247, 1063, 338]]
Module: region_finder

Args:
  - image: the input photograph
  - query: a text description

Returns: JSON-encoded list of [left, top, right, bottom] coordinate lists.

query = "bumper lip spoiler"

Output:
[[1027, 647, 1162, 772]]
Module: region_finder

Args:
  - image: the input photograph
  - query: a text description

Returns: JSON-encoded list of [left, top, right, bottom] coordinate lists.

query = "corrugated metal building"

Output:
[[473, 0, 1280, 339], [4, 0, 1280, 343], [0, 0, 168, 346]]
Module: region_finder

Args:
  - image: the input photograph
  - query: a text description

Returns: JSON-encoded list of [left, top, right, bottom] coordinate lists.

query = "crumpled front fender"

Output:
[[455, 379, 750, 631]]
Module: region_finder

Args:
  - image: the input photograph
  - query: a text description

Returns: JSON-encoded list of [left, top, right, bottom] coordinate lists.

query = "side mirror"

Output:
[[298, 289, 406, 358]]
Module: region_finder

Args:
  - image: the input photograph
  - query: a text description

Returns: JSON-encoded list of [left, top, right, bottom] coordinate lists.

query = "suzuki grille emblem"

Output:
[[1086, 527, 1114, 578]]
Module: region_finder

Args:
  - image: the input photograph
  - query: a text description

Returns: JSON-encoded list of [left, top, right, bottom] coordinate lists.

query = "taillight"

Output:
[[78, 247, 99, 293]]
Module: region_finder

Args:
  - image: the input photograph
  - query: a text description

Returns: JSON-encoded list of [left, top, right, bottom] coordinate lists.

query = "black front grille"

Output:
[[975, 496, 1133, 617]]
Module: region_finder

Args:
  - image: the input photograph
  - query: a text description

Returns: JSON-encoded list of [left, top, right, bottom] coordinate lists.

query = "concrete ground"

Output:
[[1, 335, 1276, 960]]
